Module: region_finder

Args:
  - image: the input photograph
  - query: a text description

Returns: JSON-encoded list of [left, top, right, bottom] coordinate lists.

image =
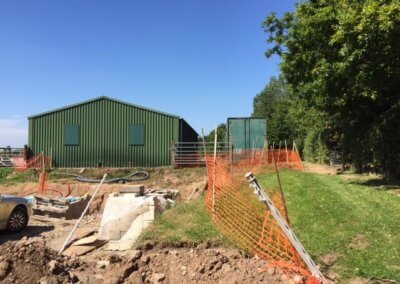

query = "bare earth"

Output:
[[0, 216, 284, 284], [0, 168, 286, 284]]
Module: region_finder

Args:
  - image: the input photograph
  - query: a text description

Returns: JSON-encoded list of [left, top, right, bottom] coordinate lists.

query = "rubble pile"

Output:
[[0, 237, 84, 284], [95, 245, 284, 284], [0, 237, 286, 284]]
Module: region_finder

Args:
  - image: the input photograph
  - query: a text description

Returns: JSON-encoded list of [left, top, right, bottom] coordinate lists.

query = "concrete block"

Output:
[[116, 185, 145, 196]]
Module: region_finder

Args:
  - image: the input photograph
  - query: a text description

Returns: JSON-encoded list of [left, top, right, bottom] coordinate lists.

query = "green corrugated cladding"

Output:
[[28, 97, 197, 167]]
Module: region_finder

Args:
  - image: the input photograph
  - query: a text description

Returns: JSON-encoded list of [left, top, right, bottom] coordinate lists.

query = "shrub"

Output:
[[0, 168, 13, 179], [303, 130, 329, 164]]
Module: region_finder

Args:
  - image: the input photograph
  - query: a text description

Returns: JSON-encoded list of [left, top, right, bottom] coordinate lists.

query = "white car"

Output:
[[0, 194, 32, 232]]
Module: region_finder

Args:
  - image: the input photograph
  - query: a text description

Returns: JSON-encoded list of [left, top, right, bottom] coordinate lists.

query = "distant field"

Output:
[[258, 170, 400, 282]]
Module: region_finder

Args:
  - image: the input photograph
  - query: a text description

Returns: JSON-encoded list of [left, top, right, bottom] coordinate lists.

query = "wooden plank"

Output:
[[62, 239, 107, 257], [69, 228, 97, 243], [71, 235, 98, 246]]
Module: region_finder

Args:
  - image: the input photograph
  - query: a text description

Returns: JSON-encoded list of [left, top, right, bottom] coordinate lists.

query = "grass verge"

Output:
[[0, 168, 40, 184], [138, 196, 227, 246], [258, 170, 400, 282]]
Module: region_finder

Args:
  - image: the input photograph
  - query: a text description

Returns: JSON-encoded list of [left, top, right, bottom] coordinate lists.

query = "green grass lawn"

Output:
[[0, 168, 40, 184], [258, 170, 400, 282], [138, 196, 227, 246]]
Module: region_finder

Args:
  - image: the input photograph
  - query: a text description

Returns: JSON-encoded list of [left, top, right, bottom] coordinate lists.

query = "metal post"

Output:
[[245, 172, 325, 283], [59, 174, 107, 254], [270, 146, 290, 224]]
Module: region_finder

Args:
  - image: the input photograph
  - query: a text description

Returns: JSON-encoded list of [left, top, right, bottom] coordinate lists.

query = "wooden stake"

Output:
[[251, 135, 259, 168], [212, 125, 218, 220], [277, 141, 282, 164], [49, 148, 53, 170], [41, 151, 45, 172], [292, 140, 295, 164], [258, 138, 267, 169], [293, 141, 303, 168], [285, 140, 289, 165], [201, 129, 207, 161]]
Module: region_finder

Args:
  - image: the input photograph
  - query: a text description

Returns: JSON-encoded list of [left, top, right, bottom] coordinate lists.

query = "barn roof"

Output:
[[28, 96, 181, 119]]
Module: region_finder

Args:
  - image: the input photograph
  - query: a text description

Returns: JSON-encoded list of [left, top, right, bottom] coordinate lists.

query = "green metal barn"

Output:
[[28, 96, 198, 167]]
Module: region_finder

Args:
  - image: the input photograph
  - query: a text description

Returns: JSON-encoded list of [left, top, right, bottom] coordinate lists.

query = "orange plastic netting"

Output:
[[205, 149, 321, 284], [13, 153, 52, 172]]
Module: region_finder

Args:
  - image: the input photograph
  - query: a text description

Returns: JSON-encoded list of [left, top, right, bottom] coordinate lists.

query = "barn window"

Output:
[[129, 124, 145, 146], [64, 124, 80, 145]]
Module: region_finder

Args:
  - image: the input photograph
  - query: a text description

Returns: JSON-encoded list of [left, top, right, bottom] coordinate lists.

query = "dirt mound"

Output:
[[0, 237, 83, 284], [87, 246, 285, 284], [133, 247, 282, 284], [0, 236, 287, 284]]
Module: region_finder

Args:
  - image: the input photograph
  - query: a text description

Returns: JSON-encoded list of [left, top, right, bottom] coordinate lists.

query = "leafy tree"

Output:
[[264, 0, 400, 178], [252, 76, 329, 159], [252, 77, 293, 142], [204, 124, 226, 143]]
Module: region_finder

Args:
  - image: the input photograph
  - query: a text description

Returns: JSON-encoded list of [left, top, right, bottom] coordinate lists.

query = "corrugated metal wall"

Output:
[[28, 98, 181, 167]]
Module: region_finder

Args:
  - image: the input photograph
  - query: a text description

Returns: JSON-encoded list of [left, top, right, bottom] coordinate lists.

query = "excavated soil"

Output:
[[0, 238, 286, 284], [0, 168, 290, 284], [0, 237, 83, 283]]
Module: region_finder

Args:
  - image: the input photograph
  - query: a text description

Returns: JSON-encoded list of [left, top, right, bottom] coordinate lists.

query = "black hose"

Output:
[[53, 171, 150, 183]]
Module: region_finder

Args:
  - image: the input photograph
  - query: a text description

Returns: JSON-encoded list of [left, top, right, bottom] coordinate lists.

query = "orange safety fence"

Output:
[[205, 149, 321, 284], [229, 148, 304, 171], [13, 153, 52, 172]]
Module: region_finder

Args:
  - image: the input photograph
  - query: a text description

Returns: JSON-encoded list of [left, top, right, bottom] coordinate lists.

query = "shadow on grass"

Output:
[[349, 177, 400, 191]]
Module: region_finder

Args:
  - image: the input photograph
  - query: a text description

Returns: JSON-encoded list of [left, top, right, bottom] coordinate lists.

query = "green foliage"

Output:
[[252, 76, 296, 142], [138, 197, 227, 246], [252, 76, 328, 156], [204, 123, 226, 143], [263, 0, 400, 178], [259, 170, 400, 281], [303, 130, 330, 164], [0, 168, 13, 179], [0, 169, 39, 184]]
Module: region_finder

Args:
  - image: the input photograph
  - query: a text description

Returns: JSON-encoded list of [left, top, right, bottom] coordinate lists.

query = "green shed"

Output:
[[28, 96, 198, 167]]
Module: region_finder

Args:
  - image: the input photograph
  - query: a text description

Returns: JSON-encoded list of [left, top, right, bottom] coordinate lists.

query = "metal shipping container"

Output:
[[28, 96, 198, 167], [227, 117, 267, 150]]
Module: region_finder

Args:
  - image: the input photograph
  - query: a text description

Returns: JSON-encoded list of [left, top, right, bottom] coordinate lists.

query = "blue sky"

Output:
[[0, 0, 296, 146]]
